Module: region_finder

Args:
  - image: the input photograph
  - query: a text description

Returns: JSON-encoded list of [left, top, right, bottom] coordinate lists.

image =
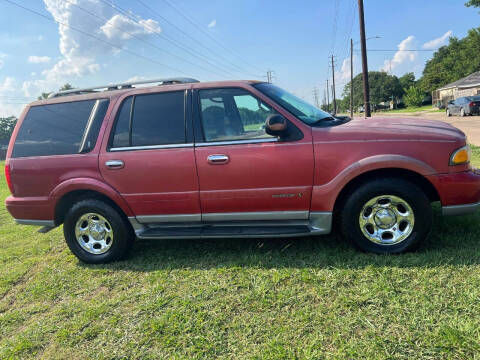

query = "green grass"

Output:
[[377, 105, 444, 114], [1, 149, 480, 359]]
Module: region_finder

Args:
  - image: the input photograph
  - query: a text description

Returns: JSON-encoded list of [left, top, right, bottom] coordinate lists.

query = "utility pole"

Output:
[[350, 38, 354, 118], [358, 0, 371, 117], [326, 79, 330, 113], [330, 55, 337, 115], [266, 70, 274, 83], [313, 87, 320, 108]]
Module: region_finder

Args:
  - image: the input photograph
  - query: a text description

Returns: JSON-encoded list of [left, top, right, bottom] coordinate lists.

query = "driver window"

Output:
[[199, 88, 276, 142]]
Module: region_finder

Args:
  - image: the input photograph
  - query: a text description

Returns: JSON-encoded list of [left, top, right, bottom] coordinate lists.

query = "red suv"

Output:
[[4, 78, 480, 263]]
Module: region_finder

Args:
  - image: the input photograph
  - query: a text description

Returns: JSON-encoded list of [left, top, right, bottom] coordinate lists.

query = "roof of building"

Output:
[[438, 70, 480, 90]]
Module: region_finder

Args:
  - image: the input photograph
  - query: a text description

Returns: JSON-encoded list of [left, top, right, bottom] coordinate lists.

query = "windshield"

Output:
[[254, 83, 333, 125]]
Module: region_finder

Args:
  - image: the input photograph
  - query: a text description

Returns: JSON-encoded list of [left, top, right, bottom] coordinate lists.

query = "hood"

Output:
[[315, 116, 466, 143]]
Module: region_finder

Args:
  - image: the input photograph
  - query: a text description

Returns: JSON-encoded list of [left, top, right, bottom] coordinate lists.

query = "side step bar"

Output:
[[129, 212, 332, 240]]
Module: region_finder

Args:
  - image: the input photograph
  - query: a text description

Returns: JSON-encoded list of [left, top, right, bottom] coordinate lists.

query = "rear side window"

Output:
[[110, 91, 186, 149], [12, 99, 109, 158]]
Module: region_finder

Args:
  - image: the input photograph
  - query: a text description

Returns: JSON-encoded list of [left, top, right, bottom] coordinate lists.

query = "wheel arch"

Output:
[[333, 167, 440, 214], [50, 178, 134, 226]]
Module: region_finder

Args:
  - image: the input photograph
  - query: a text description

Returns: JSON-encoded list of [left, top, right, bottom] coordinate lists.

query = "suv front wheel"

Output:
[[63, 199, 134, 263], [339, 178, 432, 254]]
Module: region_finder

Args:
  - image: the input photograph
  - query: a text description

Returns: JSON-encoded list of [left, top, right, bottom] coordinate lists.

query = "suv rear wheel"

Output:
[[63, 199, 134, 263], [339, 178, 432, 254]]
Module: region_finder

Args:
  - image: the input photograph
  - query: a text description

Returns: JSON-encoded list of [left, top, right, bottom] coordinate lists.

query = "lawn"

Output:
[[377, 105, 445, 114], [1, 150, 480, 359]]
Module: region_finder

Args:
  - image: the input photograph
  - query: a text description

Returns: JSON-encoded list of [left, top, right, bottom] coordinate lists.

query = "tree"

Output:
[[403, 86, 424, 108], [0, 116, 17, 139], [419, 27, 480, 93], [399, 73, 415, 90], [37, 83, 75, 100], [466, 0, 480, 8], [341, 71, 403, 110]]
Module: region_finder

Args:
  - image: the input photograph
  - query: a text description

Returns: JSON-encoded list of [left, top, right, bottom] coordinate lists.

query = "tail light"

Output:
[[4, 163, 14, 194], [469, 102, 474, 107]]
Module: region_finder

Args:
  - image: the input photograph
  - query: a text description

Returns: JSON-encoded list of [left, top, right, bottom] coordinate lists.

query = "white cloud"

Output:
[[339, 55, 359, 81], [423, 30, 452, 50], [0, 77, 27, 118], [28, 55, 51, 64], [382, 35, 417, 74], [208, 19, 216, 28], [23, 0, 162, 97]]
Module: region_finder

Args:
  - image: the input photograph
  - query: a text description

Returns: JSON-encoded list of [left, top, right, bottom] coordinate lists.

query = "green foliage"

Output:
[[420, 27, 480, 93], [0, 116, 17, 139], [399, 72, 416, 90], [342, 71, 403, 108], [465, 0, 480, 8], [403, 86, 424, 107], [37, 83, 75, 100]]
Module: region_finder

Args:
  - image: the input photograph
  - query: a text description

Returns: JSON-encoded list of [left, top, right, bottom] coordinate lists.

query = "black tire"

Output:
[[63, 199, 134, 263], [339, 177, 432, 254]]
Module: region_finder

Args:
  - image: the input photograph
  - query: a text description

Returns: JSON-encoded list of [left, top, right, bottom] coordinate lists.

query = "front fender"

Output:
[[311, 154, 437, 212], [50, 177, 134, 217]]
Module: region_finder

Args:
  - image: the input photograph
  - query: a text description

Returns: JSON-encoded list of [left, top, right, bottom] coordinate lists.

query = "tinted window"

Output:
[[199, 88, 276, 142], [111, 97, 132, 148], [132, 92, 185, 146], [13, 100, 97, 158], [79, 99, 110, 153], [110, 92, 186, 148]]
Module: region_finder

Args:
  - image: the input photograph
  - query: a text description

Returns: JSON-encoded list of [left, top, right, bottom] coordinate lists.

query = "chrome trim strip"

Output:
[[202, 211, 308, 222], [136, 214, 201, 223], [195, 138, 278, 147], [308, 212, 332, 235], [15, 219, 55, 227], [110, 143, 194, 152], [442, 201, 480, 216], [137, 232, 312, 240]]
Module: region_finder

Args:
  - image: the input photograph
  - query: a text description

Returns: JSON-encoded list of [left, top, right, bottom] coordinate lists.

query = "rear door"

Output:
[[99, 89, 200, 223], [193, 86, 314, 221]]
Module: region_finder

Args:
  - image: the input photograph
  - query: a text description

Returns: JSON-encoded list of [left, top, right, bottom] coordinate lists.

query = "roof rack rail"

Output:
[[47, 77, 200, 98]]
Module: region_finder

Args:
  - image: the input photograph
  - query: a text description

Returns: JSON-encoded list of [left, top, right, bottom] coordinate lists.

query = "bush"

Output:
[[403, 86, 424, 108]]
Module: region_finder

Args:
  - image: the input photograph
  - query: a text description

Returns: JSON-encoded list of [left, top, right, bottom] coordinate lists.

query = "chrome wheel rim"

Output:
[[359, 195, 415, 245], [75, 213, 114, 254]]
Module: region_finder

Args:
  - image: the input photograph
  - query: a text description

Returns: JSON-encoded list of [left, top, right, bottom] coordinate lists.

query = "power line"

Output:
[[133, 0, 262, 78], [2, 0, 194, 77], [356, 49, 437, 52], [158, 0, 265, 75], [64, 0, 231, 78], [97, 0, 240, 78]]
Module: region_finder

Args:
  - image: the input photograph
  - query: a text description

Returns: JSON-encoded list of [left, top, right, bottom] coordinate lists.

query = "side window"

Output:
[[13, 99, 99, 158], [110, 91, 186, 149], [199, 88, 276, 142]]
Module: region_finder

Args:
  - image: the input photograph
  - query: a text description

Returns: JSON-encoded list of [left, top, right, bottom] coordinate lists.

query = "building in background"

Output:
[[433, 71, 480, 108]]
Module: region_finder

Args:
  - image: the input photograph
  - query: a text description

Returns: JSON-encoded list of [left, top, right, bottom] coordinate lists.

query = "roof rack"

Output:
[[47, 77, 200, 98]]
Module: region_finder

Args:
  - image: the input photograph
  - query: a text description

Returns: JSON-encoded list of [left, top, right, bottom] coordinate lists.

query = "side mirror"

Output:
[[265, 114, 287, 137], [448, 100, 454, 105]]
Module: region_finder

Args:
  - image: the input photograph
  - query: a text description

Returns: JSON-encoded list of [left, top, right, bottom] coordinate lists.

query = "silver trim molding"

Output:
[[308, 212, 332, 234], [442, 201, 480, 216], [196, 138, 278, 147], [136, 214, 201, 224], [202, 211, 308, 222], [110, 143, 194, 152], [15, 219, 56, 227]]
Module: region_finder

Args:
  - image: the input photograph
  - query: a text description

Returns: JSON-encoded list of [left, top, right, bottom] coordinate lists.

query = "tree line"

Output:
[[333, 1, 480, 112]]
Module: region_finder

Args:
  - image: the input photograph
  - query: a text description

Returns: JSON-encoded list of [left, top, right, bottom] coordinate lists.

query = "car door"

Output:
[[99, 89, 201, 223], [193, 86, 314, 221], [455, 98, 463, 114]]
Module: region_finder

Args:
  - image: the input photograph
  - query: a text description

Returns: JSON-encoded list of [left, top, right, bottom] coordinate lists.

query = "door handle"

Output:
[[105, 160, 124, 169], [207, 154, 229, 165]]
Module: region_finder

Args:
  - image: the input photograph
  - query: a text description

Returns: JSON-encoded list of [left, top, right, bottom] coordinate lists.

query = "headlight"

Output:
[[449, 145, 471, 165]]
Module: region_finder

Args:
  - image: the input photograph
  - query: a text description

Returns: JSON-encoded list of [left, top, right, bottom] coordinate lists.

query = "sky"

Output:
[[0, 0, 478, 117]]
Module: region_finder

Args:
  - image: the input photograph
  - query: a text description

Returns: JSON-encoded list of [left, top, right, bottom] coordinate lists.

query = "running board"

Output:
[[129, 212, 332, 240], [137, 225, 312, 240]]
